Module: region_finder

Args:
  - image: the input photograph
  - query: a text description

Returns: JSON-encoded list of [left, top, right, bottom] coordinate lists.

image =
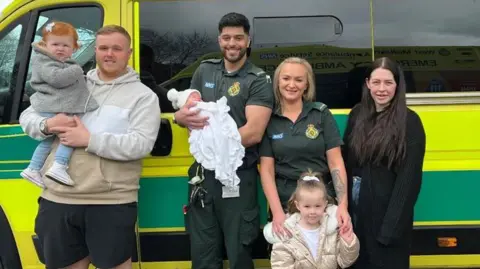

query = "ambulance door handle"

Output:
[[150, 118, 172, 156]]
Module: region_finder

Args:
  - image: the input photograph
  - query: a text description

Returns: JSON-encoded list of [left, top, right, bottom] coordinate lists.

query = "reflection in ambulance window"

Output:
[[0, 17, 26, 123], [252, 16, 342, 48], [373, 0, 480, 93], [139, 0, 372, 110]]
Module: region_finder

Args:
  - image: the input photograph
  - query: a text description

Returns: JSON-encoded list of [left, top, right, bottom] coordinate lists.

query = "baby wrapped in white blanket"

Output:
[[167, 88, 245, 188]]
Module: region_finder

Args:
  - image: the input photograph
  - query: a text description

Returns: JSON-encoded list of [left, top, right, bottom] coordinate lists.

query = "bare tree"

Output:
[[0, 35, 18, 66], [77, 28, 95, 50], [141, 28, 213, 65], [0, 33, 20, 88]]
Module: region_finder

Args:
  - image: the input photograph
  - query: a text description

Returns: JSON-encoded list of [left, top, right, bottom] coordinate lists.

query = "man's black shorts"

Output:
[[35, 197, 137, 269]]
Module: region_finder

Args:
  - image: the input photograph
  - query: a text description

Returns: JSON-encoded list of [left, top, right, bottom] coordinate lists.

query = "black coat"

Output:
[[343, 106, 426, 269]]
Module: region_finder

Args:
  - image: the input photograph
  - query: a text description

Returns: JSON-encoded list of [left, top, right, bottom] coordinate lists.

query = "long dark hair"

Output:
[[349, 57, 407, 168]]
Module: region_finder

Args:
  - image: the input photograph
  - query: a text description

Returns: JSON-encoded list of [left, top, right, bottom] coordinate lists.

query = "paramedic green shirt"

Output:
[[190, 58, 274, 168], [259, 102, 343, 181]]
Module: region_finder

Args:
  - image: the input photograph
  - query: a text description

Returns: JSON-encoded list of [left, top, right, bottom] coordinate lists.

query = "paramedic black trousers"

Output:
[[186, 162, 259, 269]]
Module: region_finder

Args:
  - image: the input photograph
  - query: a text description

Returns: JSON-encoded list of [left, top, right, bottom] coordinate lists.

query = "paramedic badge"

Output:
[[305, 124, 319, 139], [222, 185, 240, 198], [228, 82, 241, 96]]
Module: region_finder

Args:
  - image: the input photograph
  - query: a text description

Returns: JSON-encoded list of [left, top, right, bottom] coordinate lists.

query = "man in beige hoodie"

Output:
[[19, 25, 161, 269]]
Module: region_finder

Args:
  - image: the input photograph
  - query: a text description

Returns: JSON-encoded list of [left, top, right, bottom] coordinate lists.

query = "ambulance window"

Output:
[[20, 6, 102, 112], [139, 0, 372, 111], [373, 0, 480, 103], [0, 15, 28, 124]]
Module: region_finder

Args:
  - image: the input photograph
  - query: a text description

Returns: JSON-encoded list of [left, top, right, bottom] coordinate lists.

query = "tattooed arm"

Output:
[[326, 147, 351, 230], [320, 107, 351, 228], [320, 107, 348, 208], [326, 147, 348, 206]]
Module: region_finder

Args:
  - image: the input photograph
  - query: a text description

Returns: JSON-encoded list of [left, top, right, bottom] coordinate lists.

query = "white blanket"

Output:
[[188, 97, 245, 187]]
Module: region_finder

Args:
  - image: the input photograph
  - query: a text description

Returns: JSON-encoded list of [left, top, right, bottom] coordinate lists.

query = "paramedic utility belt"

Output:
[[184, 162, 260, 269], [187, 163, 240, 204], [185, 179, 239, 213]]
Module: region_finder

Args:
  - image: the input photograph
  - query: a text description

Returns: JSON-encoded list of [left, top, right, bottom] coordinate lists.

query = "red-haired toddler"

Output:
[[20, 21, 98, 188]]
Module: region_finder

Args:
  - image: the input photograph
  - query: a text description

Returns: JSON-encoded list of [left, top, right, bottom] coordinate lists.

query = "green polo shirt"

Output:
[[190, 58, 274, 168], [259, 102, 343, 181]]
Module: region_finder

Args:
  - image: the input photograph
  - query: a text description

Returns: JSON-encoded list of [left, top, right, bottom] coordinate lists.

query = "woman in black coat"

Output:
[[343, 57, 426, 269]]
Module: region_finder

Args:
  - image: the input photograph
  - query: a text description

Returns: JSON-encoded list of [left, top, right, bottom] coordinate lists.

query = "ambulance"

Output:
[[1, 0, 479, 268]]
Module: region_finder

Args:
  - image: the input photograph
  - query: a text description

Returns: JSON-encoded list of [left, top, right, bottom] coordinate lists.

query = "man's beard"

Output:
[[222, 47, 247, 63]]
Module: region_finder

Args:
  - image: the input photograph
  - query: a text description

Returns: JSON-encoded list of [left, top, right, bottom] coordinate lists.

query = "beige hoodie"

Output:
[[267, 205, 360, 269], [19, 67, 161, 204]]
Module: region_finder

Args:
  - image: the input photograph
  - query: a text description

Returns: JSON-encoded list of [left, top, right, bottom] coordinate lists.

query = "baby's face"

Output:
[[45, 34, 75, 61], [187, 92, 202, 103]]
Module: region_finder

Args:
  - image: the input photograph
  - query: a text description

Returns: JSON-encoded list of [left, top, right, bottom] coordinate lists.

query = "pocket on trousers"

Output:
[[240, 207, 260, 246]]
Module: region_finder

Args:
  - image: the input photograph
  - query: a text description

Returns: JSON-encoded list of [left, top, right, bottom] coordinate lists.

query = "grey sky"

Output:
[[140, 0, 480, 48]]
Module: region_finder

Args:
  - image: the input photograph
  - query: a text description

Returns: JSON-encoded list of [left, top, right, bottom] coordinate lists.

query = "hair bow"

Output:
[[45, 22, 55, 32], [303, 176, 320, 182]]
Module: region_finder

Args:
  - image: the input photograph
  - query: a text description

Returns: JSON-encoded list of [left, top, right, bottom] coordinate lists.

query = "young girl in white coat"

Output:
[[264, 171, 360, 269]]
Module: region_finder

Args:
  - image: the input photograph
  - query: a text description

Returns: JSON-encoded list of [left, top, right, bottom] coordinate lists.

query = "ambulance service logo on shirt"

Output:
[[228, 82, 241, 96], [305, 124, 319, 139]]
